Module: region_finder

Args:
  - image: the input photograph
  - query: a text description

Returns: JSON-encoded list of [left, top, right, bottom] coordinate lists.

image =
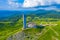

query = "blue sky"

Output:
[[0, 0, 60, 10], [0, 0, 60, 17], [0, 0, 24, 10]]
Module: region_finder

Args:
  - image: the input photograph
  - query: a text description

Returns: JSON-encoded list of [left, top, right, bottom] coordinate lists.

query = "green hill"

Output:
[[0, 15, 23, 40], [0, 10, 60, 40]]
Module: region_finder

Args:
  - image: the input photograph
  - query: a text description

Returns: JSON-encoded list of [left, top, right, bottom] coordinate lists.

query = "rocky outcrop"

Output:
[[7, 32, 26, 40]]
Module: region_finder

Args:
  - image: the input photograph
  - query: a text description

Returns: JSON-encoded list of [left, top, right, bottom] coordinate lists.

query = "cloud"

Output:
[[8, 0, 19, 8], [7, 0, 60, 9], [22, 0, 39, 7], [55, 0, 60, 4], [0, 0, 60, 10], [22, 0, 60, 7], [8, 0, 23, 8]]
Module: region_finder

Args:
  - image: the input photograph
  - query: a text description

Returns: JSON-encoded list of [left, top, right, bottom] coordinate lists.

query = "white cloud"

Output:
[[7, 0, 60, 8], [22, 0, 60, 7], [1, 0, 59, 10], [55, 0, 60, 4], [8, 0, 18, 8], [8, 0, 22, 8], [22, 0, 39, 7]]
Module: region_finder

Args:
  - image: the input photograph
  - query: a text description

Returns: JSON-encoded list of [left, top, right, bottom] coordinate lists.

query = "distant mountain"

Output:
[[0, 12, 22, 22], [26, 9, 60, 19], [0, 9, 60, 22]]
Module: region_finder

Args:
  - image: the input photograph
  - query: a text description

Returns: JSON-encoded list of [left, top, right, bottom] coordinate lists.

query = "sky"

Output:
[[0, 0, 60, 17], [0, 0, 60, 10]]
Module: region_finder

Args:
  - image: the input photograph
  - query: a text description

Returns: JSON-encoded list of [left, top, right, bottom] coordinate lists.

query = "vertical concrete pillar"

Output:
[[23, 14, 26, 29]]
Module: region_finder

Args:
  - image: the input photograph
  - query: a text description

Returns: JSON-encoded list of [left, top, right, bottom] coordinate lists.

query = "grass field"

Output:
[[23, 18, 60, 40], [0, 15, 60, 40], [16, 21, 60, 40], [0, 18, 23, 40]]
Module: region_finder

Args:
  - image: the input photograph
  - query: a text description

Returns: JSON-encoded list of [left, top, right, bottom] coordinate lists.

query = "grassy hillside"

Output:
[[22, 20, 60, 40], [0, 15, 23, 40], [23, 13, 60, 40], [0, 10, 60, 40]]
